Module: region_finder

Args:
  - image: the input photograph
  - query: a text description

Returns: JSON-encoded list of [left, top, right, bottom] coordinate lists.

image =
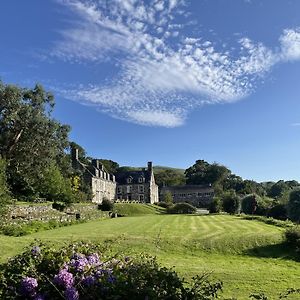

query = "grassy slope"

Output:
[[0, 214, 299, 299], [114, 203, 165, 216]]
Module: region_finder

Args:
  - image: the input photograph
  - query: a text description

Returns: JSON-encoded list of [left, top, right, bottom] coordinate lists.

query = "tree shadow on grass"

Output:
[[244, 242, 300, 262]]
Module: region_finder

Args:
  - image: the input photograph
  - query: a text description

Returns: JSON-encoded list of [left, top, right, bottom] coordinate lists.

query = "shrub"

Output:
[[52, 202, 67, 211], [285, 226, 300, 246], [288, 189, 300, 223], [222, 192, 240, 214], [209, 197, 222, 214], [155, 201, 172, 208], [0, 242, 223, 299], [242, 194, 259, 215], [98, 198, 114, 211], [167, 202, 197, 214], [267, 203, 287, 220]]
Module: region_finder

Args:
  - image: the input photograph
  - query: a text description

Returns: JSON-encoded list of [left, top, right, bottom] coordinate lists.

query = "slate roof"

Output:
[[115, 170, 151, 184]]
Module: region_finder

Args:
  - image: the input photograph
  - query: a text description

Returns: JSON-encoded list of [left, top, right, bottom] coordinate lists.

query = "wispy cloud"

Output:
[[291, 122, 300, 127], [53, 0, 300, 127]]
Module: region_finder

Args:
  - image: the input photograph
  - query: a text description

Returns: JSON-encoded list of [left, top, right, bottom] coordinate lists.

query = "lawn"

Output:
[[1, 214, 299, 299]]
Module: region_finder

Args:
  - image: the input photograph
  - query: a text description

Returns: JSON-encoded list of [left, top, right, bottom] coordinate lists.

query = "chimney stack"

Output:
[[147, 161, 153, 172], [92, 159, 100, 169]]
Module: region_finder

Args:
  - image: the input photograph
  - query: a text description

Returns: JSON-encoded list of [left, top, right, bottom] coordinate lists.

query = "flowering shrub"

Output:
[[0, 242, 223, 299]]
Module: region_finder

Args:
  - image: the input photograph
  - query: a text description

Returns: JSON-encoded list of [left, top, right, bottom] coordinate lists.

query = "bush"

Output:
[[52, 202, 67, 211], [288, 189, 300, 223], [98, 198, 114, 211], [267, 203, 287, 220], [155, 201, 172, 208], [285, 226, 300, 246], [222, 192, 240, 214], [167, 202, 197, 214], [209, 197, 222, 214], [0, 242, 223, 299], [241, 194, 259, 215]]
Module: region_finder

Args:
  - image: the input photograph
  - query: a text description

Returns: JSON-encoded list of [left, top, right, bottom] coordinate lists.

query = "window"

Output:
[[127, 185, 132, 193], [139, 185, 144, 193], [117, 187, 122, 194], [139, 177, 145, 183], [139, 195, 144, 202], [127, 177, 132, 183]]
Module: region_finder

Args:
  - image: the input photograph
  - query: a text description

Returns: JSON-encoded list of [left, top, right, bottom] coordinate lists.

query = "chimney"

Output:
[[147, 161, 153, 172], [71, 148, 79, 161], [92, 159, 100, 169], [71, 147, 79, 169]]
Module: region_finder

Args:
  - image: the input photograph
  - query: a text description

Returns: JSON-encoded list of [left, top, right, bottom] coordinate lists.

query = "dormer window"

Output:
[[127, 177, 132, 183], [138, 176, 145, 183]]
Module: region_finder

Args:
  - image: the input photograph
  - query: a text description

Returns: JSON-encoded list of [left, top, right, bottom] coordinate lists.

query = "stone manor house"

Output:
[[71, 148, 159, 204]]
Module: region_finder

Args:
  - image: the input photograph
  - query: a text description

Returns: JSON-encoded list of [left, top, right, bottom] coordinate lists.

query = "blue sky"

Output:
[[1, 0, 300, 182]]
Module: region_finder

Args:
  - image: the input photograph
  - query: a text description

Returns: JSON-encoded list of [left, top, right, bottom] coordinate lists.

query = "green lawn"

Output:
[[1, 214, 299, 299]]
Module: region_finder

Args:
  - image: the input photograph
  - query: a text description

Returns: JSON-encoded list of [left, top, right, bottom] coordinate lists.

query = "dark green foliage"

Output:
[[267, 203, 287, 220], [209, 197, 222, 213], [155, 169, 186, 187], [267, 180, 289, 199], [287, 189, 300, 223], [99, 159, 119, 174], [242, 194, 258, 215], [156, 201, 172, 208], [0, 159, 11, 216], [99, 198, 114, 211], [167, 202, 197, 214], [52, 202, 67, 211], [0, 242, 223, 299], [185, 160, 230, 191], [0, 82, 70, 199], [285, 226, 300, 246], [222, 192, 240, 214], [163, 191, 173, 205], [38, 164, 74, 204]]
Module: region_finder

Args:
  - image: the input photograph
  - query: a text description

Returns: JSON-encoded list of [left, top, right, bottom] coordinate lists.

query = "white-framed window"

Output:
[[139, 195, 144, 202], [117, 187, 122, 194], [138, 176, 144, 183], [127, 177, 132, 183], [139, 185, 144, 193], [127, 185, 132, 193]]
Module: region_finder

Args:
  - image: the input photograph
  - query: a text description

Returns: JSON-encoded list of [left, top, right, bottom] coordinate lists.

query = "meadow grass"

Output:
[[0, 214, 299, 299]]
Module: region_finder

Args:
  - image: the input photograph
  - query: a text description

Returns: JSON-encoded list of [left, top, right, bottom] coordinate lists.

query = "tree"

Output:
[[163, 191, 173, 205], [241, 194, 258, 215], [38, 164, 73, 204], [209, 197, 222, 214], [0, 82, 70, 198], [268, 180, 289, 199], [155, 169, 186, 187], [0, 158, 11, 216], [288, 189, 300, 223], [99, 159, 119, 174], [185, 160, 231, 195], [222, 191, 240, 214]]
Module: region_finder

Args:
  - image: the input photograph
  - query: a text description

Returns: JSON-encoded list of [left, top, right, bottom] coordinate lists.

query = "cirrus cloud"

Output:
[[53, 0, 300, 127]]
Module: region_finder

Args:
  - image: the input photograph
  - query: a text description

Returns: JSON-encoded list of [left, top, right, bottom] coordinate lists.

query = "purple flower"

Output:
[[64, 287, 79, 300], [69, 257, 89, 272], [82, 275, 96, 287], [87, 253, 100, 265], [107, 275, 116, 284], [20, 277, 38, 295], [34, 294, 45, 300], [54, 269, 74, 288], [31, 246, 41, 256]]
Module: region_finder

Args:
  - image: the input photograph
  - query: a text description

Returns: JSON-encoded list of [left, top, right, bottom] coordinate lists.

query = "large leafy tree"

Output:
[[0, 159, 11, 216], [0, 82, 70, 198], [155, 169, 186, 187], [288, 189, 300, 223]]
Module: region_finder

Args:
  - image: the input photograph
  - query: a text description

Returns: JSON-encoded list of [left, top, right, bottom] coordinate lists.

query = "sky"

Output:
[[0, 0, 300, 182]]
